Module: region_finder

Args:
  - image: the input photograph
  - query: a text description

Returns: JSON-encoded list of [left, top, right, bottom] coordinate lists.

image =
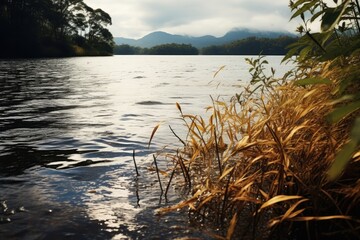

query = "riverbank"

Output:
[[1, 43, 113, 59]]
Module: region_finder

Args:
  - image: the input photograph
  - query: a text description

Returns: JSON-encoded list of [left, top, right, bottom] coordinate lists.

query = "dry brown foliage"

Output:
[[156, 57, 360, 239]]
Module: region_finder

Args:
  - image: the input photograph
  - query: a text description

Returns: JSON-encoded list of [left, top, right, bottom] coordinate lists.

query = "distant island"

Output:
[[114, 29, 298, 55], [0, 0, 114, 58]]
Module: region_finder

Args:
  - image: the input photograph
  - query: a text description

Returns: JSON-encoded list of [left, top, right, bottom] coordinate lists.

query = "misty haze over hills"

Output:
[[114, 28, 296, 48]]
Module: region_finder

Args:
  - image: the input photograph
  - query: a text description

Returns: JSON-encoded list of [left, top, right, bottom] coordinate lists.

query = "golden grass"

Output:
[[157, 55, 360, 239]]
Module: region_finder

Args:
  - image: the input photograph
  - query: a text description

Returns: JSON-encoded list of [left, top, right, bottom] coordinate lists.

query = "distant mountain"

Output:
[[114, 29, 296, 48]]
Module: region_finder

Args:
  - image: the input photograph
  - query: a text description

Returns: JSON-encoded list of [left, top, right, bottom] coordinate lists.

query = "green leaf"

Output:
[[328, 117, 360, 180], [319, 31, 334, 46], [321, 1, 350, 33], [327, 100, 360, 124], [310, 9, 325, 22], [327, 139, 358, 180], [291, 0, 311, 10], [291, 1, 318, 20], [282, 45, 303, 62], [330, 95, 356, 105], [350, 117, 360, 140], [298, 46, 313, 61], [295, 77, 331, 86], [336, 78, 352, 95]]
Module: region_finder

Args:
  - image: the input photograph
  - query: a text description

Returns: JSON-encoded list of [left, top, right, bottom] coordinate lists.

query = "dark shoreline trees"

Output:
[[148, 43, 199, 55], [113, 36, 297, 55], [202, 36, 297, 55], [114, 43, 199, 55], [0, 0, 114, 58]]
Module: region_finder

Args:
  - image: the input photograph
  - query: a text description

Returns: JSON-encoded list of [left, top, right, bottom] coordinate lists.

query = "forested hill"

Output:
[[113, 36, 298, 55], [114, 29, 296, 48], [0, 0, 114, 58], [201, 36, 297, 55]]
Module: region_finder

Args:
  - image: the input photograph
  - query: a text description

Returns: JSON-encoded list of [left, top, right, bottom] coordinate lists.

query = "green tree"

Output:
[[86, 7, 113, 53]]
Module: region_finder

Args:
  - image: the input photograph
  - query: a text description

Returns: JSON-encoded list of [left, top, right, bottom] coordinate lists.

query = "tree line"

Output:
[[114, 36, 297, 55], [114, 43, 199, 55], [0, 0, 114, 58]]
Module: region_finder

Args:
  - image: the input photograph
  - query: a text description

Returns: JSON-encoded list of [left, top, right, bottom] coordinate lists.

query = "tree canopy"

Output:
[[0, 0, 114, 57]]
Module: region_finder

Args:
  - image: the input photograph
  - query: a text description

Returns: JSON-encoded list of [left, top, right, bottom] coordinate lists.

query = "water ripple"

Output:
[[135, 101, 167, 105]]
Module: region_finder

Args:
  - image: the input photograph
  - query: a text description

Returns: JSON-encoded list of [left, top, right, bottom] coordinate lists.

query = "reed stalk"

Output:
[[153, 154, 163, 194]]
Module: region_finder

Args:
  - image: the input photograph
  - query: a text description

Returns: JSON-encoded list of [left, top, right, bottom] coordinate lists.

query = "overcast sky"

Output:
[[84, 0, 302, 39]]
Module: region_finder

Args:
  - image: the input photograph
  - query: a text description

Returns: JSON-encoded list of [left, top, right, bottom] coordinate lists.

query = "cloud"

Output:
[[84, 0, 300, 38]]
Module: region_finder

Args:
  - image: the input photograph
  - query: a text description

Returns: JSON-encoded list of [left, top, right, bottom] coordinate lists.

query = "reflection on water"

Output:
[[0, 166, 137, 239], [0, 56, 293, 239]]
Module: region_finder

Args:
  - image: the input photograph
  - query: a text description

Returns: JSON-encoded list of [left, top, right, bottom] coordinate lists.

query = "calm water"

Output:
[[0, 55, 292, 239]]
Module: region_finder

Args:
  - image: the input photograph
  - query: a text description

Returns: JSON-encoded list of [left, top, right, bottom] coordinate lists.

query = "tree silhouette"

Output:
[[0, 0, 114, 57]]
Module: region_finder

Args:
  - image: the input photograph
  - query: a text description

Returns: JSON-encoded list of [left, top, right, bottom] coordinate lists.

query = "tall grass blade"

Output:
[[148, 123, 160, 148], [214, 65, 226, 78], [295, 77, 331, 86], [226, 213, 238, 240], [259, 195, 303, 211], [176, 102, 183, 115]]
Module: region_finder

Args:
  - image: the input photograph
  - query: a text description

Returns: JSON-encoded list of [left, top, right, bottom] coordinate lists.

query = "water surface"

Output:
[[0, 55, 292, 239]]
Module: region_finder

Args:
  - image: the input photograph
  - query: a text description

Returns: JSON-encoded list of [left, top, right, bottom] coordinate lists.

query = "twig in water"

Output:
[[153, 154, 164, 195], [169, 125, 186, 146], [133, 149, 140, 176], [134, 177, 140, 207], [164, 162, 178, 202]]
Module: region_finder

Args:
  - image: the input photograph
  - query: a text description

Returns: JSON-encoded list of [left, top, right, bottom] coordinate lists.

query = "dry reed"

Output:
[[156, 55, 360, 239]]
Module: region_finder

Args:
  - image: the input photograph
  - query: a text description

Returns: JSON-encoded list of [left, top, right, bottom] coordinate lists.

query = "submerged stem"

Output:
[[153, 154, 163, 194]]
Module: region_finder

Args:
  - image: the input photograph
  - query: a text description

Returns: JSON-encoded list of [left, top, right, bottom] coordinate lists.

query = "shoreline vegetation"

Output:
[[113, 36, 297, 55], [151, 0, 360, 239], [0, 0, 114, 58]]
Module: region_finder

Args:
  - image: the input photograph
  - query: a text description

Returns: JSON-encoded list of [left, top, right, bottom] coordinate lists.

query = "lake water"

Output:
[[0, 55, 293, 239]]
